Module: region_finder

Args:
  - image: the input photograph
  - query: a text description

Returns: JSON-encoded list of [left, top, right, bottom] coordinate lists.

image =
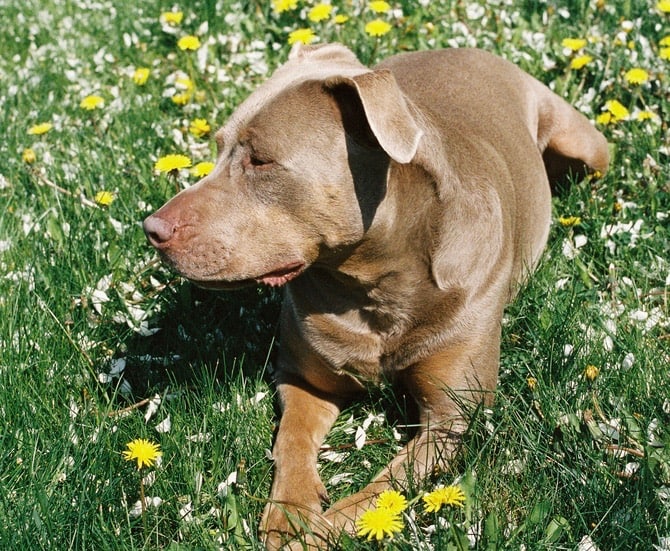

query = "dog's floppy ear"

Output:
[[325, 70, 423, 164]]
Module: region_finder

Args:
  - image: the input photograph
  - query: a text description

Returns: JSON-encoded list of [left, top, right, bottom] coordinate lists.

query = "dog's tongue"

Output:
[[256, 263, 304, 287]]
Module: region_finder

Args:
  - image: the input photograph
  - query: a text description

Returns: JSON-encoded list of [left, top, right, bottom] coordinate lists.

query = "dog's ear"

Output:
[[325, 70, 423, 164]]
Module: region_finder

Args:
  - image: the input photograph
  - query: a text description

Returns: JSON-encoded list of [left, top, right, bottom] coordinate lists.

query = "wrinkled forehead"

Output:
[[216, 45, 370, 148]]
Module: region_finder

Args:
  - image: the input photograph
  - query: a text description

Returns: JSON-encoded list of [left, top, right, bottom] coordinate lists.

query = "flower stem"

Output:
[[139, 476, 148, 537]]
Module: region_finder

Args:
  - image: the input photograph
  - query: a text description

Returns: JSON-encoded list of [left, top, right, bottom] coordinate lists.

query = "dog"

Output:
[[143, 43, 609, 548]]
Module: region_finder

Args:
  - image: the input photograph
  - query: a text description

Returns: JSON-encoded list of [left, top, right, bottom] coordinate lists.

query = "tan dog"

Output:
[[143, 43, 609, 548]]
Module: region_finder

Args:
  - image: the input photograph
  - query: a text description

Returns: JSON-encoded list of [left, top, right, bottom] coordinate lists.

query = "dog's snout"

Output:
[[143, 215, 176, 248]]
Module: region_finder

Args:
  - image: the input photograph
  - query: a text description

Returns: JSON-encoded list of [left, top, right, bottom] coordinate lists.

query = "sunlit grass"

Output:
[[0, 0, 668, 548]]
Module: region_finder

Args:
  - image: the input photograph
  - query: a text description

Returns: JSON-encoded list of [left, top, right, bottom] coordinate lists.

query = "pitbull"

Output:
[[143, 43, 609, 548]]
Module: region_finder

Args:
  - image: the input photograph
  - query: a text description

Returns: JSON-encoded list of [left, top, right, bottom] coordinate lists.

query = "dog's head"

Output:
[[143, 44, 422, 289]]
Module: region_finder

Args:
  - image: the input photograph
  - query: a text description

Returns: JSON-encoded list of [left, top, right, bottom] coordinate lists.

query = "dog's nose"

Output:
[[143, 215, 175, 248]]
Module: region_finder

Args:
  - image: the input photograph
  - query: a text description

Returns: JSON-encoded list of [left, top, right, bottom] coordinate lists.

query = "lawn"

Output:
[[0, 0, 669, 549]]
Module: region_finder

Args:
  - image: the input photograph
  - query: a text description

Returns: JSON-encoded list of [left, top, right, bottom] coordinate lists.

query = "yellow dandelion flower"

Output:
[[561, 38, 587, 52], [172, 92, 191, 105], [161, 11, 183, 25], [422, 485, 466, 513], [558, 215, 581, 227], [596, 112, 613, 125], [624, 67, 649, 85], [273, 0, 298, 13], [94, 190, 115, 206], [175, 75, 194, 92], [601, 99, 629, 122], [657, 0, 670, 13], [570, 54, 593, 70], [191, 161, 215, 177], [178, 35, 201, 51], [660, 48, 670, 60], [28, 122, 53, 135], [80, 95, 104, 110], [527, 376, 538, 391], [189, 118, 211, 138], [22, 148, 37, 163], [369, 0, 391, 13], [636, 110, 657, 121], [288, 28, 316, 45], [660, 36, 670, 46], [122, 438, 162, 470], [356, 507, 403, 541], [335, 14, 349, 24], [365, 19, 392, 37], [308, 3, 333, 22], [375, 490, 408, 515], [133, 67, 150, 85], [155, 154, 192, 173], [584, 364, 599, 381]]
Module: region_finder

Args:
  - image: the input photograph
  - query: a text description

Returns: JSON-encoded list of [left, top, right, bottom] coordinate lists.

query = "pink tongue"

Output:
[[256, 263, 304, 287], [259, 274, 293, 287]]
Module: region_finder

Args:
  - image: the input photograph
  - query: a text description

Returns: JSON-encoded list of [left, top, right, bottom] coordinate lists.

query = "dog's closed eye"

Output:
[[243, 152, 275, 171]]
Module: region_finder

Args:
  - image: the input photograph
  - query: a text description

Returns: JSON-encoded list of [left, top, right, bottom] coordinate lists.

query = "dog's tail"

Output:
[[532, 81, 610, 188]]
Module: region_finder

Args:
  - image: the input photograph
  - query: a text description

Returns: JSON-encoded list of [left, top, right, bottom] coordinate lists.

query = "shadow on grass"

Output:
[[111, 281, 283, 401]]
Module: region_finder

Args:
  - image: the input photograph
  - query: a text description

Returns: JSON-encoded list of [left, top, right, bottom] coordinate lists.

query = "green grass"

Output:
[[1, 0, 669, 548]]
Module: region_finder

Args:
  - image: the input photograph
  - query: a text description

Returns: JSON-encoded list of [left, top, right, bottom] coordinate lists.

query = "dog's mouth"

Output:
[[192, 262, 306, 290]]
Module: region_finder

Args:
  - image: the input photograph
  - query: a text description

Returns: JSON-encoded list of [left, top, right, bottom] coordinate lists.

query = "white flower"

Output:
[[155, 416, 172, 433], [578, 535, 601, 551], [129, 497, 162, 517], [354, 426, 366, 449]]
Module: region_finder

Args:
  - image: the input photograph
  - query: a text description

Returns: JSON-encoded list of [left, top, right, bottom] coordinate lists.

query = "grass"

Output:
[[0, 0, 669, 548]]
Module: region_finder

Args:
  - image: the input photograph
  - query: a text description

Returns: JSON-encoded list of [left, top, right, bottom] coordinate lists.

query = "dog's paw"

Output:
[[259, 479, 332, 550], [260, 505, 331, 550]]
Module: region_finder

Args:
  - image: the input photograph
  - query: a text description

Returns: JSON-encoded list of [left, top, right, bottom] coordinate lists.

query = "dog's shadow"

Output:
[[113, 280, 283, 401]]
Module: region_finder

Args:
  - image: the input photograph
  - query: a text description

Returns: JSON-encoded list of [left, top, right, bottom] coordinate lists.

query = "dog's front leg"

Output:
[[323, 335, 500, 537], [260, 373, 342, 550]]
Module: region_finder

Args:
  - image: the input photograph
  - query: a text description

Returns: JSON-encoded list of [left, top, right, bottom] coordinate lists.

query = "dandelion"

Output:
[[561, 37, 587, 52], [288, 28, 316, 45], [527, 376, 538, 391], [570, 55, 593, 70], [27, 122, 53, 135], [22, 148, 36, 163], [161, 11, 183, 25], [657, 0, 670, 13], [80, 95, 104, 110], [356, 507, 404, 541], [369, 0, 391, 13], [308, 3, 333, 22], [123, 438, 162, 536], [272, 0, 298, 13], [624, 67, 649, 85], [171, 92, 191, 105], [189, 118, 211, 137], [558, 215, 581, 227], [375, 490, 408, 515], [177, 35, 201, 51], [175, 75, 194, 92], [636, 110, 658, 122], [122, 438, 162, 470], [335, 14, 349, 24], [422, 484, 466, 513], [133, 67, 150, 85], [365, 19, 392, 37], [584, 364, 600, 381], [191, 161, 215, 177], [597, 99, 629, 125], [155, 154, 192, 173], [94, 191, 115, 206]]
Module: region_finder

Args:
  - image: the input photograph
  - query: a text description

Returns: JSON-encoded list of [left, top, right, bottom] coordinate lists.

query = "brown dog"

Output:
[[144, 43, 609, 548]]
